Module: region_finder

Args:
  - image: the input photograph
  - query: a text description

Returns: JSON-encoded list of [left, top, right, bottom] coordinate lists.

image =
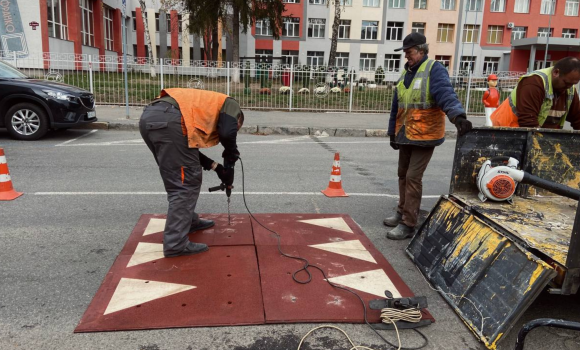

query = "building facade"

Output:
[[2, 0, 580, 73]]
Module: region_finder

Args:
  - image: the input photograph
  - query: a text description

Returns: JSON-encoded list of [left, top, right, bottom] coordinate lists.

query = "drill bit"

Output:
[[227, 196, 231, 225]]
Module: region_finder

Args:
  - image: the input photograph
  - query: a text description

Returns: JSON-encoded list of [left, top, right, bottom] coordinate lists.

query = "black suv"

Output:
[[0, 60, 97, 140]]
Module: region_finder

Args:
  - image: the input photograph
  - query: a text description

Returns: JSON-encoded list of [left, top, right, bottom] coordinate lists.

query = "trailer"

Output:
[[407, 127, 580, 349]]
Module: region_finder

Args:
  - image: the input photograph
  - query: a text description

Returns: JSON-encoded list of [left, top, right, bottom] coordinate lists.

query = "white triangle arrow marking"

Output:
[[143, 218, 166, 236], [327, 269, 402, 298], [127, 242, 164, 267], [309, 240, 377, 264], [104, 278, 196, 315], [298, 217, 353, 233]]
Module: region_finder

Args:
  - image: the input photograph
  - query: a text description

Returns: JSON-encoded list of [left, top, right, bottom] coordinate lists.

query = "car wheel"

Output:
[[5, 103, 49, 140]]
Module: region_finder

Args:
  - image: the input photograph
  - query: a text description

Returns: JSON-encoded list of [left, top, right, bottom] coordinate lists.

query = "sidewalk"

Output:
[[85, 105, 488, 138]]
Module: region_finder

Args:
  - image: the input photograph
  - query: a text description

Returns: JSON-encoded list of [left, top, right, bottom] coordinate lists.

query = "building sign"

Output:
[[0, 0, 28, 57]]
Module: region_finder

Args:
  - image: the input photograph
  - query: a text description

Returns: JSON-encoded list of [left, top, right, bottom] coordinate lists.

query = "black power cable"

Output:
[[238, 157, 429, 350]]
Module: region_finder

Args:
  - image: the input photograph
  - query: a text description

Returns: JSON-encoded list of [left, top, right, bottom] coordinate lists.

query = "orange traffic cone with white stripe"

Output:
[[0, 148, 23, 201], [321, 152, 348, 197]]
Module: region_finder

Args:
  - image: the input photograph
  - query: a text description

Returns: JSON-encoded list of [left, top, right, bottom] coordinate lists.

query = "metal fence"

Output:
[[3, 51, 533, 115]]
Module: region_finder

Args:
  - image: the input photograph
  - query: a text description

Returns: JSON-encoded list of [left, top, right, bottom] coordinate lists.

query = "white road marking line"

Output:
[[61, 140, 392, 146], [33, 191, 441, 198], [242, 135, 316, 144], [55, 129, 98, 146]]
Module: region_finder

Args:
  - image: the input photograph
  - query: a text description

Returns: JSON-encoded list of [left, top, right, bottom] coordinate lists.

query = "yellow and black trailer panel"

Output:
[[407, 196, 556, 350]]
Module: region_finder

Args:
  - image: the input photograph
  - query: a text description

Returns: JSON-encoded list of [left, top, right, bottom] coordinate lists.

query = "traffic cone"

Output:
[[321, 152, 348, 197], [0, 148, 23, 201]]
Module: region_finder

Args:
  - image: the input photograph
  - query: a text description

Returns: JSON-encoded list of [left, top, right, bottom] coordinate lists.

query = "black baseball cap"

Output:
[[394, 32, 427, 52]]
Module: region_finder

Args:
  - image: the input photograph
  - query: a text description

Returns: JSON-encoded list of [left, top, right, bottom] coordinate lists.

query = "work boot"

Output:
[[165, 242, 209, 258], [189, 219, 215, 233], [386, 224, 415, 240], [383, 212, 403, 227]]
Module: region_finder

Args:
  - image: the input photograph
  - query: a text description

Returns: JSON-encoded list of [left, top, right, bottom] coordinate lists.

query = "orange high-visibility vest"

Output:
[[159, 89, 228, 148]]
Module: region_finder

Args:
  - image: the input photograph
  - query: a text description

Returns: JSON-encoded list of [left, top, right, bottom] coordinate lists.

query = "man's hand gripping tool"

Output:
[[208, 183, 233, 225]]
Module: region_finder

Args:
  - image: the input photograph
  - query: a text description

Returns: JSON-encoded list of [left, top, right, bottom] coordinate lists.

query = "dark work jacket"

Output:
[[388, 55, 465, 147]]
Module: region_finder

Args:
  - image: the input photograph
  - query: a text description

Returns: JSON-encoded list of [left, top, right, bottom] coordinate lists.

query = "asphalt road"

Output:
[[1, 130, 579, 350]]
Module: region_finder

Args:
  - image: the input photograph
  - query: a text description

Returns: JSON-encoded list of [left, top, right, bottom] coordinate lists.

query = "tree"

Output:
[[327, 0, 343, 68], [184, 0, 286, 82], [137, 0, 155, 77]]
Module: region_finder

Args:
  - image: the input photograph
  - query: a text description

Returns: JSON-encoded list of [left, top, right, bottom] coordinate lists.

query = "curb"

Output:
[[74, 122, 459, 138]]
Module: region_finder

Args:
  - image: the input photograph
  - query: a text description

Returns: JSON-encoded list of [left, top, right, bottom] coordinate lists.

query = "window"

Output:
[[336, 52, 349, 68], [80, 0, 94, 46], [103, 6, 113, 51], [534, 60, 553, 70], [308, 18, 326, 38], [363, 0, 380, 6], [283, 17, 300, 37], [414, 0, 427, 9], [483, 57, 500, 74], [412, 22, 425, 35], [166, 13, 172, 33], [490, 0, 505, 12], [511, 26, 527, 41], [340, 0, 353, 5], [514, 0, 530, 12], [132, 11, 137, 31], [361, 21, 379, 40], [466, 0, 482, 11], [435, 55, 451, 69], [565, 0, 579, 16], [255, 49, 273, 63], [389, 0, 405, 8], [462, 24, 480, 43], [339, 20, 351, 39], [307, 51, 324, 66], [178, 15, 182, 33], [309, 0, 324, 4], [386, 22, 404, 41], [155, 13, 160, 32], [360, 53, 377, 71], [437, 24, 454, 42], [441, 0, 455, 10], [282, 50, 299, 65], [256, 19, 273, 36], [540, 0, 556, 14], [460, 56, 476, 72], [487, 25, 503, 44], [283, 0, 299, 3], [47, 0, 68, 40], [562, 28, 578, 38], [538, 27, 554, 37], [384, 54, 401, 72]]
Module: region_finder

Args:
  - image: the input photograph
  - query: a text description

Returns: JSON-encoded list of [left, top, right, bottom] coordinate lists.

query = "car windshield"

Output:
[[0, 60, 28, 78]]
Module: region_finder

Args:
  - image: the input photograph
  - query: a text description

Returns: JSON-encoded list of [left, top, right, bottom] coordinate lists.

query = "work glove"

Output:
[[454, 116, 473, 137], [389, 135, 399, 150], [214, 164, 228, 184], [222, 165, 235, 189]]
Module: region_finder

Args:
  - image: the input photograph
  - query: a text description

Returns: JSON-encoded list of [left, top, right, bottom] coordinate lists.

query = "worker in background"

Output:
[[385, 32, 472, 240], [139, 89, 244, 257], [491, 57, 580, 129]]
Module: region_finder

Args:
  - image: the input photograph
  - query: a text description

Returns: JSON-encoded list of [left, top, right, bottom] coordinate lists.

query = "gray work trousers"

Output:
[[139, 103, 202, 256]]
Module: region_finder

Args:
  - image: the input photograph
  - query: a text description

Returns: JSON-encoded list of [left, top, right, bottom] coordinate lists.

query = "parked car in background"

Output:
[[0, 60, 97, 140]]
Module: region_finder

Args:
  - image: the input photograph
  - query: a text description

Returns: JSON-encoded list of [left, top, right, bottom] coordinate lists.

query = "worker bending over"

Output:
[[140, 89, 244, 258], [491, 57, 580, 129]]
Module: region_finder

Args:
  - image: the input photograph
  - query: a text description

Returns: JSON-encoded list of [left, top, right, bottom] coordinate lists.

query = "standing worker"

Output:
[[385, 32, 472, 240], [140, 89, 244, 257], [491, 57, 580, 129]]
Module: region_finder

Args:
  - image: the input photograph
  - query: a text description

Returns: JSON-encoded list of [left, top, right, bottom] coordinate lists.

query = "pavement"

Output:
[[85, 105, 490, 137]]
